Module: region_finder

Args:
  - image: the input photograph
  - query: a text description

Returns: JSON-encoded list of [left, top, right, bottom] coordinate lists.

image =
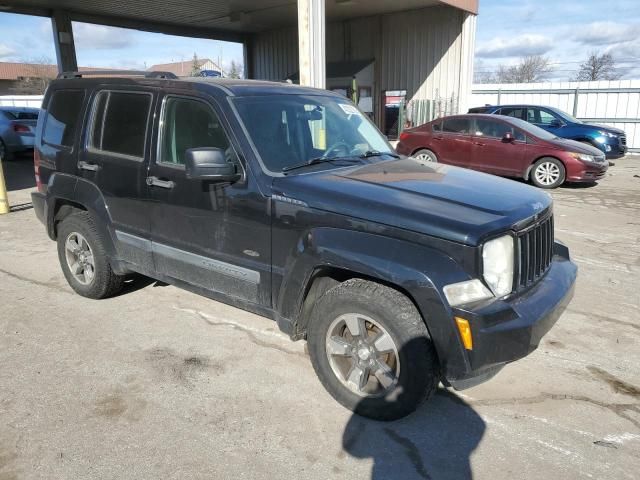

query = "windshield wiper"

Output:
[[282, 156, 362, 173], [359, 150, 400, 159]]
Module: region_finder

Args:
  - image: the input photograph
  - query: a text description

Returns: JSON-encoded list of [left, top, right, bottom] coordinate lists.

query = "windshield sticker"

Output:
[[338, 104, 361, 116]]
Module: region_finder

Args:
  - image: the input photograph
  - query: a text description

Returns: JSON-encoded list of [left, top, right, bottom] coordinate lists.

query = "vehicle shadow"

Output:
[[342, 362, 485, 480], [119, 274, 169, 295]]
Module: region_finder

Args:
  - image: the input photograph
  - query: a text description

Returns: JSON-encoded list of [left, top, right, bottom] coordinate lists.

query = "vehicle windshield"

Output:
[[507, 116, 561, 141], [549, 107, 582, 124], [232, 94, 394, 173]]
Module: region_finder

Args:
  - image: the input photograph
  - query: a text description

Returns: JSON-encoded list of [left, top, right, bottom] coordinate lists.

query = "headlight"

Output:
[[443, 279, 493, 307], [570, 152, 596, 163], [597, 130, 616, 138], [482, 235, 514, 297]]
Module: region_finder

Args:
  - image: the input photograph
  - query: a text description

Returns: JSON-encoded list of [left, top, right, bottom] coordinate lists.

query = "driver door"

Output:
[[147, 92, 271, 305]]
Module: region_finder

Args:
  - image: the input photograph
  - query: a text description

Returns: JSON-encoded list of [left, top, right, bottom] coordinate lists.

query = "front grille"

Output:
[[516, 215, 554, 290]]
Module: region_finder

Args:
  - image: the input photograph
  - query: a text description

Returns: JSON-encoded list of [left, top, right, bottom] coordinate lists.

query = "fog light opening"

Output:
[[455, 317, 473, 350]]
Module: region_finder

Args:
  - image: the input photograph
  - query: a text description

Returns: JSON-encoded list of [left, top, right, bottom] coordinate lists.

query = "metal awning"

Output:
[[1, 0, 477, 40]]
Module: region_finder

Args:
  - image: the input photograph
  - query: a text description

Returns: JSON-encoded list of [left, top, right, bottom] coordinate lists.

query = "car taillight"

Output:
[[12, 123, 30, 133], [34, 148, 44, 193], [399, 132, 410, 142]]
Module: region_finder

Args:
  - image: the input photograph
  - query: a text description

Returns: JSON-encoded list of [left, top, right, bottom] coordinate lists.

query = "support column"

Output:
[[51, 11, 78, 74], [243, 34, 255, 80], [297, 0, 325, 88]]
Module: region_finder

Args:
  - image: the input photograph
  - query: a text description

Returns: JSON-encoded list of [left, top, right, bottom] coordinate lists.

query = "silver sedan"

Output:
[[0, 106, 39, 160]]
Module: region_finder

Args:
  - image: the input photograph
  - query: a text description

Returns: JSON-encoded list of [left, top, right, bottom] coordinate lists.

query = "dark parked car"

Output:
[[397, 114, 608, 188], [0, 106, 39, 160], [468, 104, 627, 160], [32, 72, 576, 420]]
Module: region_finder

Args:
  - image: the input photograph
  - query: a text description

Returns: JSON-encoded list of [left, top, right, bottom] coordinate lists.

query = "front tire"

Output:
[[57, 212, 125, 299], [531, 157, 565, 189], [307, 279, 439, 421], [413, 148, 438, 163]]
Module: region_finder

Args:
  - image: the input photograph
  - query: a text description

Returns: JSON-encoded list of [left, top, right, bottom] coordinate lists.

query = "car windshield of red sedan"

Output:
[[233, 95, 393, 173]]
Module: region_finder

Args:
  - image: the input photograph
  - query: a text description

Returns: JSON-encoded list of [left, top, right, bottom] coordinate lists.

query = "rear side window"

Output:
[[42, 90, 85, 147], [442, 118, 470, 134], [500, 107, 525, 120], [90, 91, 152, 158]]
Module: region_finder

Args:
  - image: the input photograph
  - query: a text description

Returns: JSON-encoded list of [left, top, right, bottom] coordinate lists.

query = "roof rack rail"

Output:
[[57, 70, 178, 80]]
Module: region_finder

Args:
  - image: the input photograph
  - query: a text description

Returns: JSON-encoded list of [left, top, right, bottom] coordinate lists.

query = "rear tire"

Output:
[[413, 148, 438, 163], [531, 157, 565, 189], [57, 212, 125, 299], [307, 279, 439, 421]]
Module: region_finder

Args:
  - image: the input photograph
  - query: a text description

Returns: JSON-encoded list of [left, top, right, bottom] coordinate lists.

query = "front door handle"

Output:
[[146, 176, 175, 189], [473, 141, 485, 146], [78, 161, 100, 172]]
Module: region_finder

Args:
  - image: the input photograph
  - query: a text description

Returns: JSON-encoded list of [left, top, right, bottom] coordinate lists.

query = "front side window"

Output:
[[442, 118, 470, 134], [474, 119, 513, 139], [159, 96, 235, 166], [527, 108, 557, 126], [232, 95, 392, 173], [90, 91, 151, 158], [42, 90, 85, 147]]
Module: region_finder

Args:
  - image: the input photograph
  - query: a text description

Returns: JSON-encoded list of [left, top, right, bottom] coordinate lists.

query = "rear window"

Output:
[[4, 110, 39, 120], [90, 91, 152, 158], [42, 90, 85, 147]]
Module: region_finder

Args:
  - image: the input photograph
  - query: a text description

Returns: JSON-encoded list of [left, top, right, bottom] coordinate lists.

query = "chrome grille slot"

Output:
[[517, 215, 554, 290]]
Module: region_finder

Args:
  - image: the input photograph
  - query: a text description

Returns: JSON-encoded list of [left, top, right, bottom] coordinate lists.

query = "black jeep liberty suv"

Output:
[[31, 71, 577, 420]]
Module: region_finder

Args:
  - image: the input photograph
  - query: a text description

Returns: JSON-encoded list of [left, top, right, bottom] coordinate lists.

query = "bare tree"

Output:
[[10, 56, 55, 95], [190, 53, 201, 77], [575, 52, 620, 81], [226, 60, 242, 79], [496, 55, 552, 83]]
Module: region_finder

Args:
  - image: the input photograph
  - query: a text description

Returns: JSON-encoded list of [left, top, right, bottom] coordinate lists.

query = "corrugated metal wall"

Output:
[[471, 80, 640, 151], [251, 5, 472, 111]]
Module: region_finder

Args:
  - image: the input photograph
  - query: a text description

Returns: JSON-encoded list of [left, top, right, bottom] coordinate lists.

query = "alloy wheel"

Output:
[[534, 161, 560, 186], [64, 232, 96, 285], [325, 313, 400, 397]]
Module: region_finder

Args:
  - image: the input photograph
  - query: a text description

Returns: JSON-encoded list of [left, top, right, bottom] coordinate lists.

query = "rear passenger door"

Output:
[[79, 88, 156, 267], [145, 93, 271, 306], [438, 117, 473, 166]]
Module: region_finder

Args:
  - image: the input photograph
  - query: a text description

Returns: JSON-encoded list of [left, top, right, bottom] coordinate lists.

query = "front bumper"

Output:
[[446, 244, 577, 390], [567, 162, 608, 182]]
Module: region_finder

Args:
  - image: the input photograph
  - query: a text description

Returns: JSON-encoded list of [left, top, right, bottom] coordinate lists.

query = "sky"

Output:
[[475, 0, 640, 81], [0, 1, 639, 80], [0, 13, 244, 74]]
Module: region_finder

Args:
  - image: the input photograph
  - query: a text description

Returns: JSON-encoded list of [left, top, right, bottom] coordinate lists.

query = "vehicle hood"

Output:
[[580, 122, 625, 135], [546, 137, 605, 156], [272, 158, 552, 246]]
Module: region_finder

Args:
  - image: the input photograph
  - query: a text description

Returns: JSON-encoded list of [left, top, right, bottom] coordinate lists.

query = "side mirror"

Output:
[[185, 147, 241, 183], [550, 119, 563, 128], [502, 132, 514, 143]]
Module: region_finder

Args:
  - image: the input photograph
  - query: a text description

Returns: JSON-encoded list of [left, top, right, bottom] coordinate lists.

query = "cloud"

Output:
[[574, 22, 638, 46], [72, 23, 134, 50], [0, 43, 15, 59], [476, 34, 553, 58]]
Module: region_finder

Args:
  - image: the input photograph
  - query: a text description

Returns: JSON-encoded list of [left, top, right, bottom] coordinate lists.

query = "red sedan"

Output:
[[396, 114, 608, 188]]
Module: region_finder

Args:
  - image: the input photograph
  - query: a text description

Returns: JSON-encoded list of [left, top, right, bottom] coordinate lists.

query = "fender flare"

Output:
[[276, 227, 472, 376], [46, 173, 120, 262]]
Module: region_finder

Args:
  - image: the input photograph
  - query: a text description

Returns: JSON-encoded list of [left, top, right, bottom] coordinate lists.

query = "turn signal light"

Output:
[[455, 317, 473, 350]]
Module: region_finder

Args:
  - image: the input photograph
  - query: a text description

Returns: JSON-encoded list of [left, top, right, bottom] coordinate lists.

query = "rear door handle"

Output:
[[78, 161, 100, 172], [146, 176, 175, 189]]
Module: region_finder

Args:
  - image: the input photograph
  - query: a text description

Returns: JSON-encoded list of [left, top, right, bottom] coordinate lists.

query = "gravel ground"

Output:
[[0, 155, 639, 480]]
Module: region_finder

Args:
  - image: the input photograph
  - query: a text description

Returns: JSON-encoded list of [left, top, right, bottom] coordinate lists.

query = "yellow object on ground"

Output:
[[0, 158, 9, 214]]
